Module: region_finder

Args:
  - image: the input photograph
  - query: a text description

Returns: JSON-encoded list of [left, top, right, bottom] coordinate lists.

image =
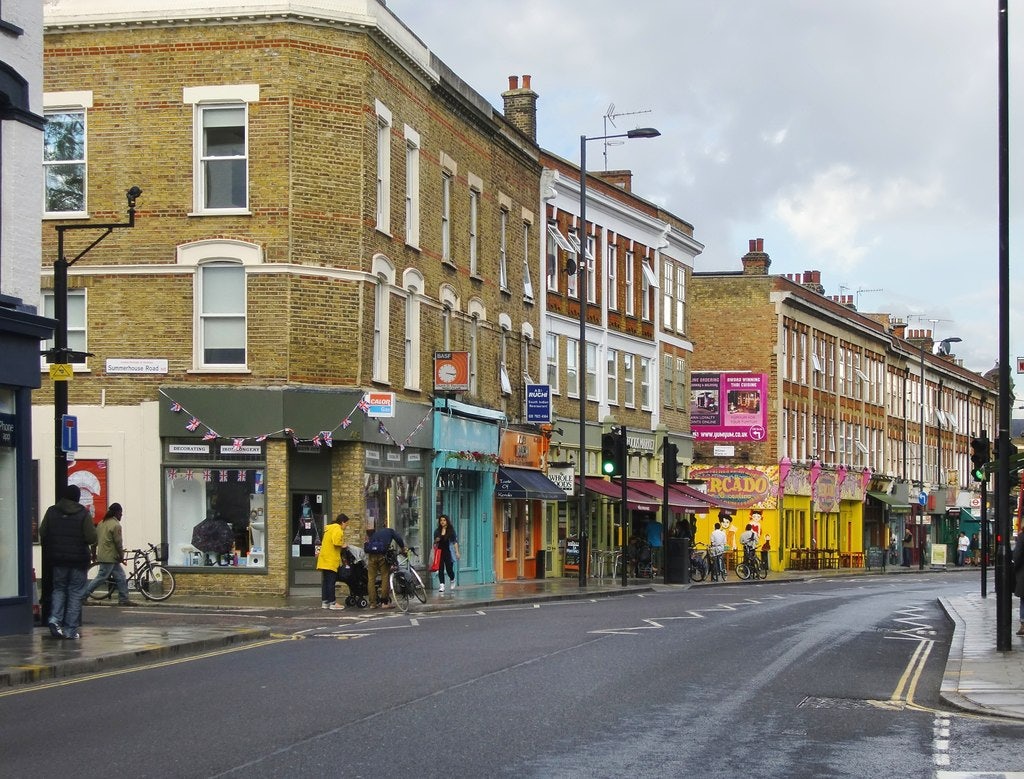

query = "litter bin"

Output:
[[665, 537, 690, 584], [535, 549, 546, 579]]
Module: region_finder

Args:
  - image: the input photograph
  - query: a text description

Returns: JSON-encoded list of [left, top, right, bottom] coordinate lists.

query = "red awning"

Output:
[[581, 477, 660, 512], [627, 480, 710, 510], [671, 482, 732, 510]]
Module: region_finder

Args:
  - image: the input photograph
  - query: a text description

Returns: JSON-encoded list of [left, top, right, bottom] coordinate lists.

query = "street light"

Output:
[[49, 187, 142, 499], [575, 128, 659, 588]]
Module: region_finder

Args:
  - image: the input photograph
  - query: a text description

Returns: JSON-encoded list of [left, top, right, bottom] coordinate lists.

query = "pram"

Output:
[[338, 548, 370, 608]]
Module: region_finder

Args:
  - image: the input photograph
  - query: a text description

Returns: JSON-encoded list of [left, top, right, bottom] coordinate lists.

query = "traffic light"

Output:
[[663, 441, 680, 483], [970, 435, 990, 482], [601, 430, 625, 477]]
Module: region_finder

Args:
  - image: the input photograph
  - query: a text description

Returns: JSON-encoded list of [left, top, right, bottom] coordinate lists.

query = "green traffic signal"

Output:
[[601, 431, 624, 477]]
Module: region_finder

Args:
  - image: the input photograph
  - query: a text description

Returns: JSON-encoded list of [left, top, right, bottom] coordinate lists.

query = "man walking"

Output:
[[82, 503, 136, 606], [39, 484, 96, 639]]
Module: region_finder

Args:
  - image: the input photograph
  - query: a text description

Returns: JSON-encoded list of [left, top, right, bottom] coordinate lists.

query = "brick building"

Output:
[[690, 239, 998, 571], [36, 0, 547, 596]]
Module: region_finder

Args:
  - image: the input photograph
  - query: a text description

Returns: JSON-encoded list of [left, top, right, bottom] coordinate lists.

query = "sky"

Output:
[[387, 0, 1023, 414]]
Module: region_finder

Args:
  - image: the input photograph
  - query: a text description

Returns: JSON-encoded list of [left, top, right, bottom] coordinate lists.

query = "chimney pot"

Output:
[[749, 239, 757, 252], [756, 238, 764, 252], [508, 75, 519, 90], [522, 74, 531, 89]]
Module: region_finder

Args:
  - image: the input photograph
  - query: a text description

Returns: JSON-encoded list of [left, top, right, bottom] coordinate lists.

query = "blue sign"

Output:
[[918, 490, 927, 506], [61, 414, 78, 453], [525, 384, 552, 424]]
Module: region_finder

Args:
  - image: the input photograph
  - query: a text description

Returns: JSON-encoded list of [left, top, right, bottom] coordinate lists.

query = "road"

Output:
[[3, 574, 1023, 778]]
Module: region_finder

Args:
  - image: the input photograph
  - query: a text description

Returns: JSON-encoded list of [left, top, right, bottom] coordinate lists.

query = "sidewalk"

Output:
[[2, 566, 1022, 722]]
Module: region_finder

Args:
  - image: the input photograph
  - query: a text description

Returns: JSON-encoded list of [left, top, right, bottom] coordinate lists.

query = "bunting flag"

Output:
[[236, 470, 247, 482], [202, 431, 218, 441], [357, 399, 370, 413], [170, 402, 182, 412], [232, 438, 245, 451], [167, 468, 178, 481], [202, 469, 212, 482], [255, 434, 268, 442], [378, 421, 388, 436], [341, 418, 352, 429], [186, 417, 200, 432], [219, 470, 229, 482], [312, 434, 322, 448], [321, 432, 333, 448], [184, 469, 195, 480]]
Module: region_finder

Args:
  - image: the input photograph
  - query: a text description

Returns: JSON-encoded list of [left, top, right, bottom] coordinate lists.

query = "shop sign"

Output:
[[525, 384, 551, 423], [500, 431, 544, 469], [105, 358, 168, 374], [690, 372, 768, 442], [689, 464, 779, 510], [547, 465, 576, 495], [364, 391, 395, 418], [0, 412, 15, 447], [168, 444, 210, 455], [219, 444, 262, 456], [433, 351, 470, 392]]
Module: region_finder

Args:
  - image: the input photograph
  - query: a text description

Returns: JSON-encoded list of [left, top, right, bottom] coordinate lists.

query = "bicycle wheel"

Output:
[[85, 563, 114, 600], [736, 562, 751, 581], [139, 564, 175, 601], [757, 561, 768, 579], [689, 559, 707, 583], [409, 568, 427, 603], [390, 572, 410, 612]]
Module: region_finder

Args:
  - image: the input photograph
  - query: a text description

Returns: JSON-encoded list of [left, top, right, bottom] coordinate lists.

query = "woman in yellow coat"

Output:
[[316, 513, 350, 610]]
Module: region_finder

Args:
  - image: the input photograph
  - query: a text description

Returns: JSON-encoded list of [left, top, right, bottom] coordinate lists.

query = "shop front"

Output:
[[432, 399, 503, 586], [494, 429, 564, 580]]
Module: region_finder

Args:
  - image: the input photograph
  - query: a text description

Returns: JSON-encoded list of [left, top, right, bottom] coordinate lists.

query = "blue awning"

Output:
[[496, 467, 567, 501]]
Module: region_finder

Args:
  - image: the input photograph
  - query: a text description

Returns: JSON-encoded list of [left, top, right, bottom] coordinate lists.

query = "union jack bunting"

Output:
[[341, 418, 352, 429], [202, 431, 218, 441], [167, 468, 177, 480], [219, 470, 229, 482], [237, 470, 247, 482], [322, 432, 333, 447], [232, 438, 244, 451], [186, 417, 200, 431], [170, 402, 182, 412], [357, 399, 370, 412], [202, 469, 212, 482], [255, 434, 268, 442], [312, 434, 322, 447], [184, 469, 195, 480]]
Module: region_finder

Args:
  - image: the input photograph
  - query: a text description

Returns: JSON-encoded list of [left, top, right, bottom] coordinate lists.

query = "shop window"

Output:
[[364, 471, 424, 552], [166, 465, 265, 568], [0, 389, 16, 598]]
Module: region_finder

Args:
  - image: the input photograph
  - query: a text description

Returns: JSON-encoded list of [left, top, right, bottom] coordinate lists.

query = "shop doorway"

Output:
[[289, 490, 327, 588]]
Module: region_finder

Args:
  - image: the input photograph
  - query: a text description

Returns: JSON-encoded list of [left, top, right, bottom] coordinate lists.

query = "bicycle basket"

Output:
[[154, 543, 168, 563]]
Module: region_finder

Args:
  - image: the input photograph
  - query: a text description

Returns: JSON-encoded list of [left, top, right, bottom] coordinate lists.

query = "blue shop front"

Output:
[[431, 399, 503, 585]]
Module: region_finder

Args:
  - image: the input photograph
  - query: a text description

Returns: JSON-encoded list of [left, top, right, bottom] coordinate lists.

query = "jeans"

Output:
[[367, 554, 389, 606], [51, 566, 87, 630], [320, 569, 338, 604], [84, 561, 130, 602], [438, 549, 456, 584]]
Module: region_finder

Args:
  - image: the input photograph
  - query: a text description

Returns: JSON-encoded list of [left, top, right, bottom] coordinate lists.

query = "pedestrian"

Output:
[[316, 513, 350, 610], [433, 513, 460, 593], [82, 503, 136, 606], [902, 529, 913, 567], [646, 514, 664, 573], [760, 534, 771, 571], [365, 524, 406, 609], [970, 532, 980, 566], [739, 523, 759, 566], [956, 531, 969, 567], [1013, 527, 1024, 637], [709, 521, 727, 581], [39, 484, 97, 640]]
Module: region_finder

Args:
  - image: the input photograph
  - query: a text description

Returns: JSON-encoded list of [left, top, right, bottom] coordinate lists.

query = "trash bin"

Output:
[[666, 537, 690, 584], [535, 549, 546, 579]]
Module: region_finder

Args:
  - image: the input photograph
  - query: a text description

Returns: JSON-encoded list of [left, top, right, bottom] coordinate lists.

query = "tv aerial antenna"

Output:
[[603, 103, 652, 170]]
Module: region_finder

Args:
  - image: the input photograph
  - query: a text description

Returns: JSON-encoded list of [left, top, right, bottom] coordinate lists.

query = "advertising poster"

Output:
[[691, 372, 768, 442], [68, 459, 109, 525]]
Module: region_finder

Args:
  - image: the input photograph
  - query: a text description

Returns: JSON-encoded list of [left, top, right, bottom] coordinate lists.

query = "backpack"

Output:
[[364, 537, 389, 555]]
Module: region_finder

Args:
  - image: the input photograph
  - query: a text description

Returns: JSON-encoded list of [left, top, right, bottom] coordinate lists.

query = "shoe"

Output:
[[328, 603, 345, 611], [118, 600, 139, 607], [47, 618, 63, 639], [380, 603, 395, 610], [61, 629, 81, 640], [1017, 622, 1024, 636], [439, 583, 445, 593], [450, 583, 456, 590], [321, 601, 330, 609]]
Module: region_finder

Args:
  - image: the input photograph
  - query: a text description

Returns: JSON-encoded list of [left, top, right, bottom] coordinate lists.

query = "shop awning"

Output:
[[628, 480, 714, 511], [867, 490, 911, 514], [671, 482, 733, 510], [496, 467, 567, 501], [581, 477, 660, 512]]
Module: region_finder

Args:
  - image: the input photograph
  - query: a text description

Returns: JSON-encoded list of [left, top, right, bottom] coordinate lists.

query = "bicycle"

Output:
[[87, 543, 176, 602], [689, 542, 709, 583], [388, 546, 427, 613], [736, 546, 768, 581], [708, 545, 727, 582]]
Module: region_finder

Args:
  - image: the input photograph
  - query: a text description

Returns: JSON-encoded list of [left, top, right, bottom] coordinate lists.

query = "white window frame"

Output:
[[375, 101, 392, 233], [607, 348, 618, 406], [607, 242, 617, 310], [43, 91, 92, 218], [675, 267, 686, 334], [662, 263, 673, 330], [469, 187, 480, 275], [663, 354, 674, 409], [403, 269, 423, 390], [372, 255, 396, 384], [586, 341, 598, 401], [441, 172, 453, 264], [40, 289, 88, 371], [623, 353, 635, 408], [546, 332, 559, 393], [640, 357, 652, 410], [197, 262, 247, 369], [499, 325, 512, 396], [586, 236, 597, 304], [522, 218, 534, 301], [675, 357, 687, 408], [545, 226, 560, 294], [404, 126, 420, 248], [499, 207, 509, 290], [184, 84, 258, 215], [567, 337, 579, 398], [625, 250, 635, 316]]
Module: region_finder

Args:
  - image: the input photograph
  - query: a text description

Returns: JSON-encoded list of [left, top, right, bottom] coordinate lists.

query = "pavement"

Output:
[[2, 565, 1023, 722]]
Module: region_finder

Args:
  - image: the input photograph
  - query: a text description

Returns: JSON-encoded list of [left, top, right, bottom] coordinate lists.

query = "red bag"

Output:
[[429, 546, 442, 573]]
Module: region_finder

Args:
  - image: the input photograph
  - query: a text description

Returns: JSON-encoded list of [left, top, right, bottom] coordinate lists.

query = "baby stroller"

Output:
[[338, 548, 370, 608]]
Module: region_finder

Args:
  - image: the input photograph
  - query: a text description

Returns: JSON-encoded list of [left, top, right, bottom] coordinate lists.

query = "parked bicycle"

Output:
[[736, 546, 768, 581], [87, 543, 176, 602], [708, 545, 727, 582], [689, 542, 709, 583], [388, 546, 427, 613]]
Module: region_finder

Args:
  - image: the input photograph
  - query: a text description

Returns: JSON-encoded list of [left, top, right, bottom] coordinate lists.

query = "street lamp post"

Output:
[[918, 334, 960, 569], [576, 128, 659, 588], [49, 187, 142, 499]]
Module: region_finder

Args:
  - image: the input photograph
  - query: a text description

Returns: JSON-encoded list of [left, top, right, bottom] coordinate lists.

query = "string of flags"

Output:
[[161, 390, 432, 452]]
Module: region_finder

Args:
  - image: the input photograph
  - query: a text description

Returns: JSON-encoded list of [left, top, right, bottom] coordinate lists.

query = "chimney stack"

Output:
[[502, 74, 539, 142], [740, 238, 771, 275]]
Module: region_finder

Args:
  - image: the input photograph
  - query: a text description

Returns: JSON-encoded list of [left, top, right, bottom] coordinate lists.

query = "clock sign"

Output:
[[433, 351, 470, 392]]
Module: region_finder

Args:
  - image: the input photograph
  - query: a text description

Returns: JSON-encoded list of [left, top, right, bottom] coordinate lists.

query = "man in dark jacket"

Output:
[[365, 525, 406, 610], [39, 484, 96, 640]]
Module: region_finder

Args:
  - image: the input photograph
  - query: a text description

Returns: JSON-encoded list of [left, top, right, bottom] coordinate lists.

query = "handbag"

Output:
[[429, 546, 442, 573]]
